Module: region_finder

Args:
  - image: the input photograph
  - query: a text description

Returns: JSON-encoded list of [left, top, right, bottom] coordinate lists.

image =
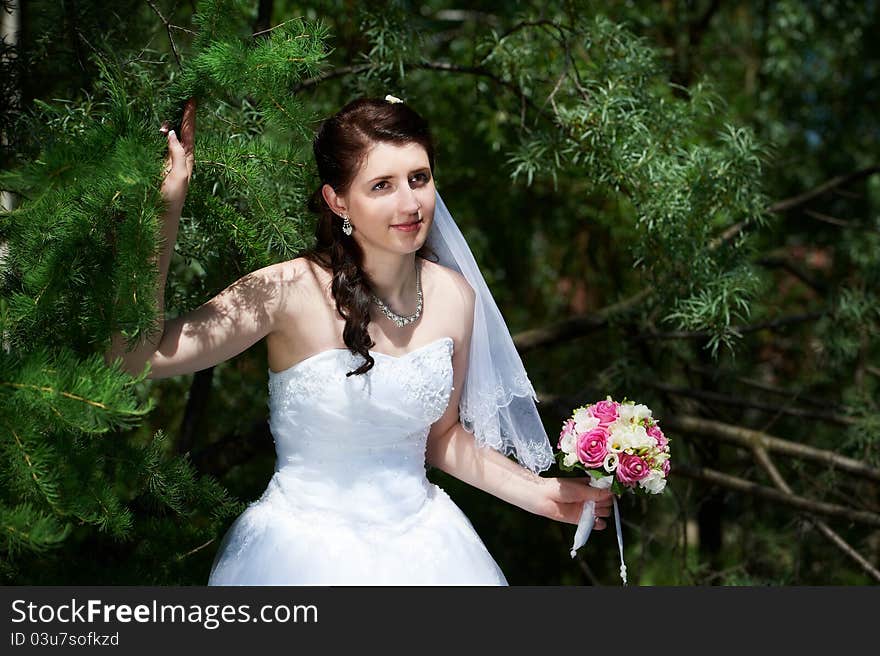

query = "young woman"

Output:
[[108, 97, 613, 585]]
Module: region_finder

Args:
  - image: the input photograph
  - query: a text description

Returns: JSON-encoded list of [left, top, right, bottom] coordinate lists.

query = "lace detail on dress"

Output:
[[266, 337, 454, 424], [395, 337, 454, 424], [208, 333, 510, 586], [266, 357, 332, 415]]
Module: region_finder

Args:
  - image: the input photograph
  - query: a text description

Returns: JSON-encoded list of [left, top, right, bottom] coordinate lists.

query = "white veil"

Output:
[[425, 190, 555, 474]]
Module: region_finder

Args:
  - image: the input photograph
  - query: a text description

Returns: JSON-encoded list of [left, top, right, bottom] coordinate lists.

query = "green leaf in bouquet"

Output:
[[554, 452, 578, 473]]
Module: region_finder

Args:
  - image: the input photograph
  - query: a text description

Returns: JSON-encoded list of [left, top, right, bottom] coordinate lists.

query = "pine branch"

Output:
[[0, 502, 70, 560], [1, 348, 155, 434]]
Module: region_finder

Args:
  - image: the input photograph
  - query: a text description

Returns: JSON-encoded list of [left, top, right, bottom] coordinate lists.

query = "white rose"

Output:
[[631, 425, 653, 449], [563, 452, 579, 467], [616, 425, 636, 450], [617, 404, 637, 422], [573, 407, 600, 434], [638, 469, 667, 494], [615, 424, 652, 450], [560, 431, 577, 454], [633, 404, 653, 420]]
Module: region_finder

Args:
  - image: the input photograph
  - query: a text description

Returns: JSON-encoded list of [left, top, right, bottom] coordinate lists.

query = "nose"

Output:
[[399, 186, 421, 215]]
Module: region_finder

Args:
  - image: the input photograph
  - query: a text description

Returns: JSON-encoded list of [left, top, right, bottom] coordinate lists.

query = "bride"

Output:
[[106, 96, 613, 585]]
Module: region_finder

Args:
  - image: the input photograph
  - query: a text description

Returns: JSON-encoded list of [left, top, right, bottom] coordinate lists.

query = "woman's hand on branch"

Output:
[[534, 477, 614, 527], [159, 98, 196, 211]]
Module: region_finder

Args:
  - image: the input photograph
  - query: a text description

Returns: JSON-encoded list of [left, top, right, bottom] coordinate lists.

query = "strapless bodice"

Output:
[[208, 335, 509, 585], [263, 336, 455, 524]]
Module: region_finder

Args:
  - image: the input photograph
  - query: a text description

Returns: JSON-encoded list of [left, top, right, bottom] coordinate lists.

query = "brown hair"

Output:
[[302, 97, 438, 376]]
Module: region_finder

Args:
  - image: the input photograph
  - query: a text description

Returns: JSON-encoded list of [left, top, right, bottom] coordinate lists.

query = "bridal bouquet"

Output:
[[556, 396, 671, 584]]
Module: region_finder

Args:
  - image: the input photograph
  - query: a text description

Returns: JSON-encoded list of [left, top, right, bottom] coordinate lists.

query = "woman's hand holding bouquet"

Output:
[[556, 396, 671, 584]]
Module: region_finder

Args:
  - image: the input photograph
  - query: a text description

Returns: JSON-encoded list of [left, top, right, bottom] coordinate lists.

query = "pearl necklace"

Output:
[[371, 260, 423, 328]]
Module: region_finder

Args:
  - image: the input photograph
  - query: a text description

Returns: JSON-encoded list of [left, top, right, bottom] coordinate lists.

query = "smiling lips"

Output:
[[391, 219, 423, 232]]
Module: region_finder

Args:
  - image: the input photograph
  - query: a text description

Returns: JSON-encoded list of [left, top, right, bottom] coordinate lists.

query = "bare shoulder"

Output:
[[262, 256, 328, 317], [423, 258, 475, 308], [260, 255, 337, 291], [423, 259, 476, 341], [259, 256, 314, 282]]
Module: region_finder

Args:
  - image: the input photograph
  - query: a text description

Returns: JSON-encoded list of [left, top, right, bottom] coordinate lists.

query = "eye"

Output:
[[372, 174, 430, 191]]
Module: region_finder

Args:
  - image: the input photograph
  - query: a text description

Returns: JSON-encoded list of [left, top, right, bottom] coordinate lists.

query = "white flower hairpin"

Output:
[[385, 94, 404, 104]]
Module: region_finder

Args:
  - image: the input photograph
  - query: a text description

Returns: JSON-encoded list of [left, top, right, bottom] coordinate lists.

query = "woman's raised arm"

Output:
[[104, 100, 195, 376], [102, 100, 298, 380], [140, 262, 299, 379]]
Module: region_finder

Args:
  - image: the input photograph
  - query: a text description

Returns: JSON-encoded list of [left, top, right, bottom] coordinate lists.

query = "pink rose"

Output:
[[617, 452, 650, 486], [576, 427, 609, 468], [662, 458, 670, 477], [558, 418, 576, 448], [647, 424, 668, 449], [589, 400, 618, 427]]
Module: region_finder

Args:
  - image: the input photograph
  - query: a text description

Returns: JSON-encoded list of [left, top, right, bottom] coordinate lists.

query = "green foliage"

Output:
[[179, 13, 330, 138], [1, 0, 877, 585], [0, 0, 327, 582]]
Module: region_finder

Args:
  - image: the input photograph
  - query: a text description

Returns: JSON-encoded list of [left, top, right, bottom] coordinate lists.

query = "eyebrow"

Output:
[[366, 167, 431, 184]]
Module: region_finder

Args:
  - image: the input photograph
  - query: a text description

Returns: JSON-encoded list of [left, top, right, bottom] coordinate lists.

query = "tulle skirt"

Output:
[[207, 471, 508, 586]]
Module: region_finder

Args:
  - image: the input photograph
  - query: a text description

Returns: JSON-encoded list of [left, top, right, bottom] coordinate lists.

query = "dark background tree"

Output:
[[1, 0, 877, 585]]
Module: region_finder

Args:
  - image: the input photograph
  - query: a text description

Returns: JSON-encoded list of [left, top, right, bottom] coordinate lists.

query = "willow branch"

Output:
[[755, 254, 829, 294], [291, 60, 540, 116], [513, 263, 825, 360], [632, 309, 829, 342], [804, 208, 854, 228], [664, 415, 880, 483], [645, 381, 856, 427], [512, 287, 652, 354], [683, 362, 850, 413], [146, 0, 181, 67], [752, 446, 880, 583], [672, 462, 880, 528], [768, 166, 880, 213], [711, 166, 880, 249]]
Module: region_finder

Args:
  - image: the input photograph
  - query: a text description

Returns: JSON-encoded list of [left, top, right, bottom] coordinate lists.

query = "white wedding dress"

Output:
[[207, 336, 508, 586]]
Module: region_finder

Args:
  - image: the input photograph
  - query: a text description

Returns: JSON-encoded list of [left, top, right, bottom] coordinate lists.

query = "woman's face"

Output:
[[325, 141, 436, 256]]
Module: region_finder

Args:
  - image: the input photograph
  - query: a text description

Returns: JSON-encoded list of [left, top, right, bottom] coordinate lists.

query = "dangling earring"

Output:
[[342, 214, 353, 236]]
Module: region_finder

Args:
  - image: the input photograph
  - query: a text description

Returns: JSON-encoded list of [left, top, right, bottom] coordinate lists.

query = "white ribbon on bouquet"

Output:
[[570, 476, 628, 585]]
